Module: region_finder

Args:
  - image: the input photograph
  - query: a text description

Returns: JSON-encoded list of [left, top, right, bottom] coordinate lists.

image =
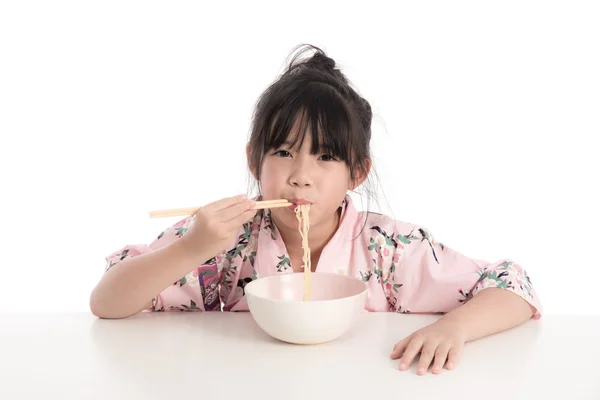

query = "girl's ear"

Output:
[[246, 144, 258, 180], [349, 158, 371, 190]]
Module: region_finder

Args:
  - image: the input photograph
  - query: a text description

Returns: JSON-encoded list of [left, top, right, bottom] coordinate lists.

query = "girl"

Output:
[[90, 44, 542, 375]]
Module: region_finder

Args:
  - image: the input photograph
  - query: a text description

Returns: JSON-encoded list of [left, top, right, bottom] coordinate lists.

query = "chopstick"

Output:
[[148, 199, 293, 218], [253, 199, 293, 209]]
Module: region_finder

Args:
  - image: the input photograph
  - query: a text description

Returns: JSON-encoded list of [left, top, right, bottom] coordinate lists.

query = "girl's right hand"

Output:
[[180, 194, 257, 262]]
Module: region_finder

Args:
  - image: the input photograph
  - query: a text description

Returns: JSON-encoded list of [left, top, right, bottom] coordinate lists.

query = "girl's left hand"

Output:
[[390, 317, 467, 375]]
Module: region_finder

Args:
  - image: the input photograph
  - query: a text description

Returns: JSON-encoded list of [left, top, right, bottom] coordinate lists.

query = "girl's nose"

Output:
[[290, 174, 313, 187], [289, 164, 314, 187]]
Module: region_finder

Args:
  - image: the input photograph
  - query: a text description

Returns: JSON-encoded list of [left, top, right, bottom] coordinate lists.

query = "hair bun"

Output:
[[284, 45, 338, 76], [309, 52, 336, 71]]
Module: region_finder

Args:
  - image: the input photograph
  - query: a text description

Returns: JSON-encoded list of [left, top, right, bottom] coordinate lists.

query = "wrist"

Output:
[[174, 235, 213, 266], [438, 312, 470, 341]]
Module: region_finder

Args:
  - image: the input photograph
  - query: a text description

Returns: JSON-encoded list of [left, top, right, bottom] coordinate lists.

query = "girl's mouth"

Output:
[[288, 199, 312, 211]]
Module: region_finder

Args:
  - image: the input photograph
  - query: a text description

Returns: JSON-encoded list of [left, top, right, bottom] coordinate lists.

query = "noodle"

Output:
[[294, 204, 311, 301]]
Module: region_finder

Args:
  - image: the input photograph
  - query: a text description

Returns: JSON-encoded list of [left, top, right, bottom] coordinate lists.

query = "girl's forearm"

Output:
[[89, 237, 205, 319], [441, 288, 536, 342]]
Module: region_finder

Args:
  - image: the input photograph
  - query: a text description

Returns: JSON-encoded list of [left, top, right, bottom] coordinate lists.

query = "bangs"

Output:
[[261, 81, 358, 163]]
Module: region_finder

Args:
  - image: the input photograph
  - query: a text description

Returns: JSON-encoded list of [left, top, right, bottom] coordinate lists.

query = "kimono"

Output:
[[104, 195, 542, 317]]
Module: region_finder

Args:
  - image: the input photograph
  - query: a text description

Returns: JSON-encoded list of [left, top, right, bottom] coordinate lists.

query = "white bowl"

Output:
[[244, 272, 368, 345]]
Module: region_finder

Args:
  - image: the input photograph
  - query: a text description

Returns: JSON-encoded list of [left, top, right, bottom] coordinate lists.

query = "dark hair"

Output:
[[247, 44, 378, 207]]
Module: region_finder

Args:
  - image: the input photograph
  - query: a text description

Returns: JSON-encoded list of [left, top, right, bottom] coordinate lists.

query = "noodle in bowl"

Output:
[[244, 272, 368, 345]]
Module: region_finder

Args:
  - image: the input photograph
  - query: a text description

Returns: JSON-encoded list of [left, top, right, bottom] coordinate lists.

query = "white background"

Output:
[[1, 1, 598, 314]]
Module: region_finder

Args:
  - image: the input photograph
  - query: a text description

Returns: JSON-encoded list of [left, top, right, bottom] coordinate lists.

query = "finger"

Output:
[[431, 343, 452, 374], [218, 199, 256, 222], [398, 337, 423, 371], [416, 341, 438, 375], [390, 336, 411, 360], [225, 208, 258, 230], [202, 194, 248, 213], [446, 342, 464, 370]]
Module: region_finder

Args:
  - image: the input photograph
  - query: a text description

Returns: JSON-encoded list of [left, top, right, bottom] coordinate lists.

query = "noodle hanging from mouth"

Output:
[[294, 204, 311, 301]]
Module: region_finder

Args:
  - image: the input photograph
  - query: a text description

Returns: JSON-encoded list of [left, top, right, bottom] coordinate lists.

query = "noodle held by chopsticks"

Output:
[[295, 204, 311, 301]]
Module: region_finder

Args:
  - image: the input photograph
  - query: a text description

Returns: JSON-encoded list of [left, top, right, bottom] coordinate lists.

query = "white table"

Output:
[[1, 312, 598, 399]]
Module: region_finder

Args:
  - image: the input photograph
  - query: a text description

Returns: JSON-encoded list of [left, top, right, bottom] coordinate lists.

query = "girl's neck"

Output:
[[275, 208, 341, 267]]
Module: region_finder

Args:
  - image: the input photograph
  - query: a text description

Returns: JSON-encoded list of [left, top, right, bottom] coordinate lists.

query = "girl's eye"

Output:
[[319, 154, 337, 162], [273, 150, 291, 157]]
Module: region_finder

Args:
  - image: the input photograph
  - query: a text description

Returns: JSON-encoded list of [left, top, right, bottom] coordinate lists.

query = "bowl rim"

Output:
[[244, 271, 368, 305]]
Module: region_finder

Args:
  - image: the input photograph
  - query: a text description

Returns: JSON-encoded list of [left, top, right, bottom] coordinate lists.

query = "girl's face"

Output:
[[256, 125, 363, 234]]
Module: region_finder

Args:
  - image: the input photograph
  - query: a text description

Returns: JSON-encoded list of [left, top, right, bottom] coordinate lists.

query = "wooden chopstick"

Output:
[[148, 199, 293, 218], [149, 207, 199, 218], [255, 199, 289, 205], [254, 200, 293, 210]]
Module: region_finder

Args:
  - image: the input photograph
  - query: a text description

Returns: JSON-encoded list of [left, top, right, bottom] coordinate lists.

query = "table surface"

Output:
[[1, 312, 599, 399]]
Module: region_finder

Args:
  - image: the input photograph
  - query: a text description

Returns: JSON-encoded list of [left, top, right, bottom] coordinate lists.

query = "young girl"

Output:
[[90, 44, 542, 375]]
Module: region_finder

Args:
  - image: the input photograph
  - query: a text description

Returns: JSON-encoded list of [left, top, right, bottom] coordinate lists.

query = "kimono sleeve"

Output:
[[391, 224, 542, 319]]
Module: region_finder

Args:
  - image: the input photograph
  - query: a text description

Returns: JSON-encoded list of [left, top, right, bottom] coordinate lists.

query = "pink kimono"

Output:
[[105, 195, 542, 318]]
